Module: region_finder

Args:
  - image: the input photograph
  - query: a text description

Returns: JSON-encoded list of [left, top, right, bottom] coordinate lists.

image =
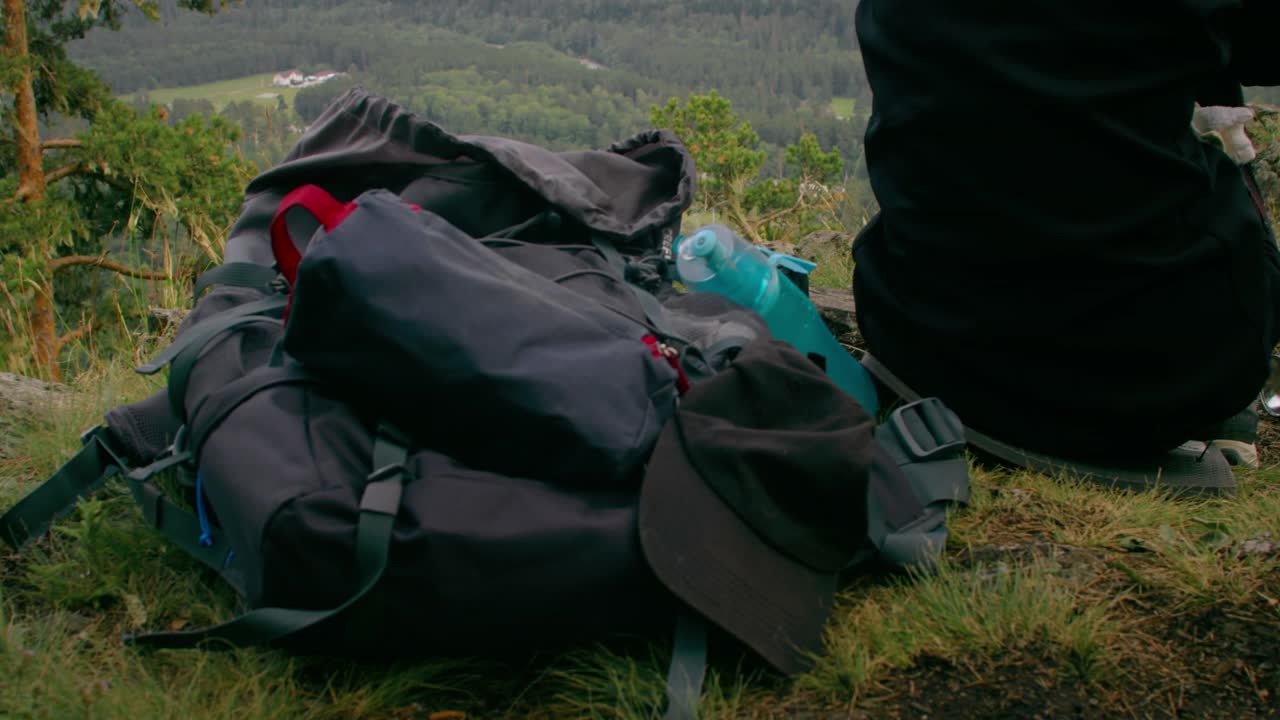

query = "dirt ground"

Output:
[[852, 415, 1280, 720], [857, 600, 1280, 719], [854, 413, 1280, 720]]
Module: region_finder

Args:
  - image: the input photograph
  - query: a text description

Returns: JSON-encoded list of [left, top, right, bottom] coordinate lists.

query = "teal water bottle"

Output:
[[675, 224, 880, 414]]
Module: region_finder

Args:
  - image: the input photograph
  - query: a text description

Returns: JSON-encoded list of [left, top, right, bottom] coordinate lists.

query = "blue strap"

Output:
[[124, 462, 243, 592], [194, 471, 214, 548]]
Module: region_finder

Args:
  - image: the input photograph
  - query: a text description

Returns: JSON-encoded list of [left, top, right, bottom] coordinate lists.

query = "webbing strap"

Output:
[[125, 426, 410, 651], [136, 296, 286, 376], [164, 309, 291, 422], [662, 612, 707, 720], [192, 263, 279, 304], [186, 365, 319, 461], [124, 461, 241, 590], [591, 234, 629, 275], [591, 235, 689, 344], [0, 427, 125, 550], [873, 399, 970, 518], [866, 399, 971, 570], [899, 463, 971, 509], [868, 401, 964, 531], [134, 296, 287, 421]]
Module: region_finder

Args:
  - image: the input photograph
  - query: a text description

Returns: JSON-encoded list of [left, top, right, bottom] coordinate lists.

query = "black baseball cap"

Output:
[[638, 338, 876, 674]]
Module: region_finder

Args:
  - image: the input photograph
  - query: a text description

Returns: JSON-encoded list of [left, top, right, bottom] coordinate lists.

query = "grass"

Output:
[[121, 73, 301, 111], [4, 336, 1280, 718], [804, 235, 855, 290], [829, 97, 855, 120]]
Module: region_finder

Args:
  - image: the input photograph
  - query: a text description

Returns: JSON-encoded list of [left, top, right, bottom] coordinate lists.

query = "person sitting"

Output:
[[850, 0, 1279, 489]]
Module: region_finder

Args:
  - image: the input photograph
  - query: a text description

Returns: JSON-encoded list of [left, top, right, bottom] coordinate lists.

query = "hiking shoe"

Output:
[[1205, 405, 1260, 469]]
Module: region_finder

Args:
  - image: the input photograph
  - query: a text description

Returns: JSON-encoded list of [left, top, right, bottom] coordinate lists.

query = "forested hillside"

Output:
[[67, 0, 870, 176], [64, 0, 1279, 176]]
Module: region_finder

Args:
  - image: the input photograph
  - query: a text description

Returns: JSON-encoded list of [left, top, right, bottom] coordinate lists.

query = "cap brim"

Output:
[[638, 421, 836, 675]]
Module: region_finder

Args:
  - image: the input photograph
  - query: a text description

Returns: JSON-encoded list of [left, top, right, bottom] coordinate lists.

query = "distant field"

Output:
[[122, 72, 300, 110], [830, 96, 855, 119]]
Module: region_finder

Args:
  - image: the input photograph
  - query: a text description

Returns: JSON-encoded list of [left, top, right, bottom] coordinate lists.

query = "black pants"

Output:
[[853, 166, 1280, 461]]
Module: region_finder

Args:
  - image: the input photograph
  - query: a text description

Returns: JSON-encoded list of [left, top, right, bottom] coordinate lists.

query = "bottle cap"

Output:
[[675, 228, 723, 284]]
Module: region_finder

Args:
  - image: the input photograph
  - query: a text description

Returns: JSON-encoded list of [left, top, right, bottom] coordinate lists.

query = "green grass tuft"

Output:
[[802, 560, 1128, 701]]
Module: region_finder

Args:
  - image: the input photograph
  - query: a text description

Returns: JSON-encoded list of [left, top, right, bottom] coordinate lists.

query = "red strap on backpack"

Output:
[[269, 184, 358, 288]]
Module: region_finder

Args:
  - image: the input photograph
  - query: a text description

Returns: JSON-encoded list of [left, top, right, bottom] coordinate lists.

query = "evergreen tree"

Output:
[[650, 90, 765, 212], [1, 0, 252, 378]]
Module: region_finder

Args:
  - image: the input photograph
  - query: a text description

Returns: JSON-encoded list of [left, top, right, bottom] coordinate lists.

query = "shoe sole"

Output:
[[1210, 439, 1260, 469]]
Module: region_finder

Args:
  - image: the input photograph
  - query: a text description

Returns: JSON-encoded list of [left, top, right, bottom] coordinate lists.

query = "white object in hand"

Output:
[[1191, 105, 1257, 165]]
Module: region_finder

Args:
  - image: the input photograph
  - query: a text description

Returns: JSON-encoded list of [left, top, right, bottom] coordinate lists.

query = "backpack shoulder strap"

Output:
[[0, 426, 124, 550]]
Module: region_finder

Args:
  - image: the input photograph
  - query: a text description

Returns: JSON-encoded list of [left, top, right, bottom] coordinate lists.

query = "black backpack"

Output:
[[0, 89, 969, 720]]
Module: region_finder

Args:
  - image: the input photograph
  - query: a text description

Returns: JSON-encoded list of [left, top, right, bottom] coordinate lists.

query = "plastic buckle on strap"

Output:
[[889, 397, 966, 462], [126, 427, 194, 482], [134, 480, 165, 528], [79, 425, 129, 478], [79, 425, 107, 446], [360, 464, 408, 516], [268, 273, 290, 295], [366, 463, 407, 485], [126, 451, 194, 483]]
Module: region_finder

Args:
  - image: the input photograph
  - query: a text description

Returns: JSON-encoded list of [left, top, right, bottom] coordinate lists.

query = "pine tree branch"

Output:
[[753, 195, 809, 227], [55, 322, 93, 348], [49, 255, 169, 280], [6, 168, 135, 205], [43, 161, 88, 185], [50, 316, 96, 365]]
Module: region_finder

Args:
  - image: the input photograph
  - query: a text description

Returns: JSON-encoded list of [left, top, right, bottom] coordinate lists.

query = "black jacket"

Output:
[[852, 0, 1280, 457]]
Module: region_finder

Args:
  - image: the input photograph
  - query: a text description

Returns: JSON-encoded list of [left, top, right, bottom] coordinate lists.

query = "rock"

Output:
[[0, 372, 67, 419], [1237, 533, 1278, 558], [147, 307, 188, 334], [762, 240, 799, 258], [962, 542, 1106, 585], [0, 372, 68, 459], [796, 230, 855, 259], [811, 286, 858, 336]]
